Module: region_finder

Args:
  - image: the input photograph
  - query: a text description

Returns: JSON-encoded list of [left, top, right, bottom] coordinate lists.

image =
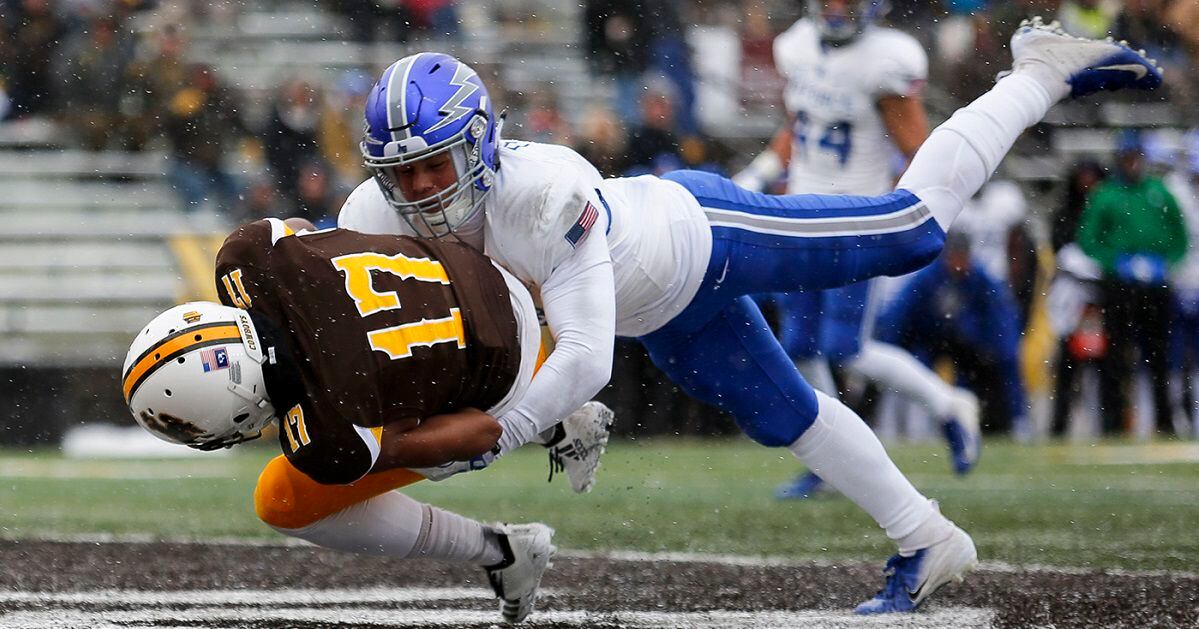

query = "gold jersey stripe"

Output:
[[122, 323, 242, 403]]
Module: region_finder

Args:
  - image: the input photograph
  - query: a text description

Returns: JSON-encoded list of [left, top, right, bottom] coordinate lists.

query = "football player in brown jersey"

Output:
[[120, 217, 613, 624]]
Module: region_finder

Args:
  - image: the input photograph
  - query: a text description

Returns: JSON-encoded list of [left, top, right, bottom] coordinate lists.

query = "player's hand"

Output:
[[412, 447, 498, 481], [732, 168, 767, 193]]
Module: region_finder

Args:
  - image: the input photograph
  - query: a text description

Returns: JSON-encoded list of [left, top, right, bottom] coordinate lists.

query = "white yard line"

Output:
[[0, 587, 496, 605], [0, 600, 995, 629], [3, 534, 1196, 579]]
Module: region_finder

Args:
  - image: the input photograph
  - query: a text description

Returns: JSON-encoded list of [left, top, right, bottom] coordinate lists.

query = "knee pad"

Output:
[[732, 386, 820, 448], [255, 456, 426, 530], [254, 455, 321, 530]]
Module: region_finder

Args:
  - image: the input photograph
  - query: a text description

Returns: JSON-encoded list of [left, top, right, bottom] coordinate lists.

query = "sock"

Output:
[[847, 342, 957, 418], [412, 503, 505, 565], [796, 357, 837, 396], [895, 501, 957, 557], [274, 491, 503, 565], [788, 390, 939, 545], [898, 73, 1055, 230]]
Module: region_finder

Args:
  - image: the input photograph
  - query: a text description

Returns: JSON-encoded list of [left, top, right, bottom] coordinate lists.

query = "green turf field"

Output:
[[2, 438, 1197, 571]]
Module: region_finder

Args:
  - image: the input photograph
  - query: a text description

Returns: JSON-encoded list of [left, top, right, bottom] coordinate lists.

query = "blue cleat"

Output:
[[855, 525, 977, 614], [773, 471, 835, 500], [942, 390, 981, 476], [1009, 16, 1163, 99]]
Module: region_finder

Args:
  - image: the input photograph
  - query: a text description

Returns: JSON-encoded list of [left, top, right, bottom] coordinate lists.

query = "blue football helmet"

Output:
[[361, 53, 502, 238], [806, 0, 888, 44]]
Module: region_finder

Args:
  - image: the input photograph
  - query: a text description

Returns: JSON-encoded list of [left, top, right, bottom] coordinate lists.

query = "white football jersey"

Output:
[[774, 20, 928, 196], [338, 140, 712, 338]]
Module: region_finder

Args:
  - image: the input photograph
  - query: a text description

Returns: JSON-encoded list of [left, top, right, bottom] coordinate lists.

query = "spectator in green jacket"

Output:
[[1077, 133, 1189, 436]]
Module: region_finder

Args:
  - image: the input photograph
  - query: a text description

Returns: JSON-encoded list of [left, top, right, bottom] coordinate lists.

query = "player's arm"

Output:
[[876, 32, 930, 165], [283, 217, 317, 233], [497, 228, 616, 441], [733, 121, 793, 191], [371, 409, 502, 472], [878, 94, 929, 161]]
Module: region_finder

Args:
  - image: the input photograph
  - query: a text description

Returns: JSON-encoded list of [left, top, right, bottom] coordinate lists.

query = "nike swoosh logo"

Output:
[[907, 581, 926, 602], [1093, 64, 1148, 80], [714, 258, 731, 287]]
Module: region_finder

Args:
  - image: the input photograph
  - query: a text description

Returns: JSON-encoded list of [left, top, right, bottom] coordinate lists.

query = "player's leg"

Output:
[[897, 18, 1162, 230], [776, 291, 837, 394], [640, 297, 967, 556], [821, 279, 980, 473], [763, 290, 835, 499], [664, 22, 1162, 308], [254, 455, 554, 623], [773, 289, 842, 500]]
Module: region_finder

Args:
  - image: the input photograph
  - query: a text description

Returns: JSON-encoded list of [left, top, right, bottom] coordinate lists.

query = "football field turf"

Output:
[[2, 437, 1197, 571], [3, 437, 1198, 628]]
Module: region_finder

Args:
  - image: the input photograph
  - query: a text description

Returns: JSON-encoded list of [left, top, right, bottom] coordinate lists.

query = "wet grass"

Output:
[[2, 438, 1197, 571]]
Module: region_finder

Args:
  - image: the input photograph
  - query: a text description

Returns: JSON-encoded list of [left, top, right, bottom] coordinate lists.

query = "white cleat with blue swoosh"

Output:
[[1007, 16, 1163, 99], [855, 522, 977, 614]]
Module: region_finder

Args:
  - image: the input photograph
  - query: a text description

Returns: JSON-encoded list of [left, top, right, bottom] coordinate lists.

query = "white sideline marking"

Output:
[[559, 549, 1199, 580], [0, 459, 231, 480], [0, 587, 495, 605], [0, 598, 995, 629], [4, 534, 1197, 579]]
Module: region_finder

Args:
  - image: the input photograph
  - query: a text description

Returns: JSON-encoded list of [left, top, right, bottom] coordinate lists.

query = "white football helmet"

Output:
[[122, 302, 276, 450]]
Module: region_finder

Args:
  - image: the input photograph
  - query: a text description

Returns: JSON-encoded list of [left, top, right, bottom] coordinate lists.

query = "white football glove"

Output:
[[732, 149, 784, 192], [411, 447, 498, 482]]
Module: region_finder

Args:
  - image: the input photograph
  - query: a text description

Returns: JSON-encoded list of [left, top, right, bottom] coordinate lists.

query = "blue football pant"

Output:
[[776, 281, 873, 364], [640, 171, 947, 447]]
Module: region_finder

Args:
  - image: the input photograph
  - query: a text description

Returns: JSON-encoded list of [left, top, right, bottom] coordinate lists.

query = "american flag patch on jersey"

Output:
[[565, 202, 600, 248], [201, 347, 230, 373]]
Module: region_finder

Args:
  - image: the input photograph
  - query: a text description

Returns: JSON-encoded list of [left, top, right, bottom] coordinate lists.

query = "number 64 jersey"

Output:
[[214, 218, 541, 484], [774, 18, 928, 196]]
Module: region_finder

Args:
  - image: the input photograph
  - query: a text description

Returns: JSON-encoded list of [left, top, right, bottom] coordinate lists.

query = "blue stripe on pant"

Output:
[[638, 170, 948, 447]]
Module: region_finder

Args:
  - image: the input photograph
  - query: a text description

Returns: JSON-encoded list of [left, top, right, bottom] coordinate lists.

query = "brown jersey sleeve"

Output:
[[275, 398, 378, 485], [213, 220, 286, 323]]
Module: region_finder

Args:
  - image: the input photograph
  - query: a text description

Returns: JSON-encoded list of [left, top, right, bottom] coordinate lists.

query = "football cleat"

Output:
[[854, 524, 977, 614], [1008, 16, 1162, 98], [484, 522, 556, 624], [941, 389, 981, 476], [774, 471, 836, 500], [544, 401, 614, 493]]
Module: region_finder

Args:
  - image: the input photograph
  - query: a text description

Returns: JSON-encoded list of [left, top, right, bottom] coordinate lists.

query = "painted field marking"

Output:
[[0, 587, 495, 605], [0, 459, 233, 480], [0, 587, 995, 629], [5, 534, 1197, 580], [1065, 442, 1199, 465]]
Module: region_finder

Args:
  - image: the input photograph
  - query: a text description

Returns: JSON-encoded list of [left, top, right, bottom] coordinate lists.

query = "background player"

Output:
[[121, 218, 614, 624], [339, 21, 1161, 613], [735, 0, 982, 500]]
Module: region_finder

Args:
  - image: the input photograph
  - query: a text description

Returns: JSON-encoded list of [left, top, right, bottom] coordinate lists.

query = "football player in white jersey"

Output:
[[339, 21, 1162, 613], [735, 1, 984, 501]]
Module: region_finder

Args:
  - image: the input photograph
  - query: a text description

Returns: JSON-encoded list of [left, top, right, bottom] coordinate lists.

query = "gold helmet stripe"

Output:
[[122, 323, 242, 403]]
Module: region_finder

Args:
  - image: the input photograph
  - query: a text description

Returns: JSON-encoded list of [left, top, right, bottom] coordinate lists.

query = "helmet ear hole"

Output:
[[233, 413, 250, 424], [164, 389, 173, 397]]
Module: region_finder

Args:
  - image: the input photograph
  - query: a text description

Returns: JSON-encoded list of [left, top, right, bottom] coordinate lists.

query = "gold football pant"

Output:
[[254, 455, 425, 530]]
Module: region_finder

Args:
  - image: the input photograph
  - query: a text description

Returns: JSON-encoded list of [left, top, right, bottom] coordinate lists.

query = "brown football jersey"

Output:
[[214, 219, 520, 484]]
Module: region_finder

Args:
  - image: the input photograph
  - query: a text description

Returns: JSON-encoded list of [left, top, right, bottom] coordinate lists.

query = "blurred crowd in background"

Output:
[[1, 0, 1198, 440]]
